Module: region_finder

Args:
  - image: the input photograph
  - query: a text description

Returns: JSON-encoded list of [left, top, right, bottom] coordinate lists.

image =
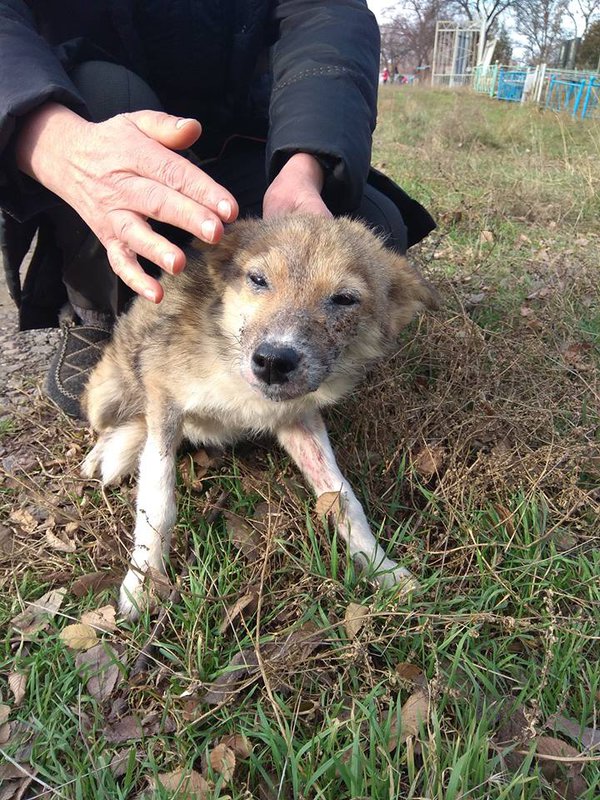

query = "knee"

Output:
[[70, 61, 163, 122], [354, 185, 408, 254]]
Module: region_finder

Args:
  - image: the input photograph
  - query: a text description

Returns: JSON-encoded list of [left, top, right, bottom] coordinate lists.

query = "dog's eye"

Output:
[[330, 292, 360, 307], [248, 272, 269, 289]]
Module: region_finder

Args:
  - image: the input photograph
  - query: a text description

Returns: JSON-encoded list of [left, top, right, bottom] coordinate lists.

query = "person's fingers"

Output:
[[128, 177, 228, 243], [105, 239, 164, 303], [108, 211, 186, 274], [131, 147, 237, 224], [125, 110, 202, 151]]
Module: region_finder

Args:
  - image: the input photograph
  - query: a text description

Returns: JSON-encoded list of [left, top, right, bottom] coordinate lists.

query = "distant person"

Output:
[[382, 67, 390, 84], [0, 1, 435, 417]]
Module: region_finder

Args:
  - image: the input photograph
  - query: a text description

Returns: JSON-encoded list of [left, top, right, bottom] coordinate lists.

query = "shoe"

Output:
[[45, 323, 111, 418]]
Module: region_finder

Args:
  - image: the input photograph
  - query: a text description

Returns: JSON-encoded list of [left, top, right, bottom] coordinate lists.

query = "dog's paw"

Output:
[[369, 559, 420, 598], [118, 569, 145, 621], [81, 446, 102, 479], [118, 565, 172, 622]]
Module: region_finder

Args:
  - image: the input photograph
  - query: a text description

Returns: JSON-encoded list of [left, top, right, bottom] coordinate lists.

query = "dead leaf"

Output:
[[60, 623, 98, 651], [218, 589, 259, 635], [71, 571, 120, 598], [8, 672, 27, 706], [225, 512, 263, 560], [75, 643, 124, 702], [344, 602, 369, 640], [387, 689, 429, 751], [150, 769, 211, 799], [80, 605, 117, 633], [110, 748, 136, 779], [315, 491, 343, 518], [549, 713, 600, 750], [179, 449, 213, 492], [395, 662, 426, 686], [11, 588, 67, 638], [45, 528, 76, 553], [0, 525, 15, 557], [219, 734, 252, 759], [104, 715, 144, 744], [8, 509, 38, 534], [201, 647, 260, 705], [412, 445, 445, 479], [205, 743, 236, 783], [480, 229, 494, 244], [0, 704, 10, 745], [520, 305, 535, 317]]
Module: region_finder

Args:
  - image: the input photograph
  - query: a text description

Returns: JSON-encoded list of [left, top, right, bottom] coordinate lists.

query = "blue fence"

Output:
[[546, 74, 600, 119], [497, 69, 527, 102]]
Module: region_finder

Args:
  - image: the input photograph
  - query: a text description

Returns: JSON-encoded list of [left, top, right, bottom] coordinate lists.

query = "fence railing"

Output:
[[465, 63, 599, 120]]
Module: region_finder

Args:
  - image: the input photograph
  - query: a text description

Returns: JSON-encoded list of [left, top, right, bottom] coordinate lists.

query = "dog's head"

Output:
[[196, 214, 437, 404]]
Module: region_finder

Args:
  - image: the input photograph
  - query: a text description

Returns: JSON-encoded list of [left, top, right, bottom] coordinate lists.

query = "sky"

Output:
[[367, 0, 393, 23]]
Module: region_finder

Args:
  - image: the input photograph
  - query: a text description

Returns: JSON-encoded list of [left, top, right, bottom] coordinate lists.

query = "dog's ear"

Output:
[[385, 251, 439, 337]]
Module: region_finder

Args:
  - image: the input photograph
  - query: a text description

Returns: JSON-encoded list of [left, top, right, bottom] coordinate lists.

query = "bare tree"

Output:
[[515, 0, 569, 63], [565, 0, 600, 37], [380, 0, 450, 69], [449, 0, 514, 40]]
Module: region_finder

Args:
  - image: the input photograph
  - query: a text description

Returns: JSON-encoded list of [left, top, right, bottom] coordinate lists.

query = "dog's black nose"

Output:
[[252, 343, 301, 385]]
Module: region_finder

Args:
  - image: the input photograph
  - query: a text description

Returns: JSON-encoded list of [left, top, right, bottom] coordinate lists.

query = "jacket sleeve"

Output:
[[267, 0, 380, 213], [0, 0, 87, 220]]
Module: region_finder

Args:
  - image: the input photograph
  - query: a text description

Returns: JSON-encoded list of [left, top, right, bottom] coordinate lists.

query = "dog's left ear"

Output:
[[385, 251, 439, 337]]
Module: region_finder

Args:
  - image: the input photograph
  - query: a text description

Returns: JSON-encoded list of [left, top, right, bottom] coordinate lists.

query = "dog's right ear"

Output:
[[385, 251, 439, 337], [190, 222, 246, 284]]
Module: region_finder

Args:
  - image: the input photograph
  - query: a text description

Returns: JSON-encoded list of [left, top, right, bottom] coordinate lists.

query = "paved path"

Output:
[[0, 242, 60, 414]]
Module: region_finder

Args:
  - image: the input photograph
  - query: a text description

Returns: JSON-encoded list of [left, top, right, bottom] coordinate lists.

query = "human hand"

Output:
[[16, 104, 238, 302], [263, 152, 332, 219]]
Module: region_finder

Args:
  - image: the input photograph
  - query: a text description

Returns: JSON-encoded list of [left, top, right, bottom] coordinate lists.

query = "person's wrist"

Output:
[[280, 152, 325, 192], [15, 102, 89, 192]]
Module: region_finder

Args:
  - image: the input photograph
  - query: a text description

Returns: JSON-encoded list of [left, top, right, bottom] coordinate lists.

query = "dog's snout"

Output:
[[252, 343, 301, 385]]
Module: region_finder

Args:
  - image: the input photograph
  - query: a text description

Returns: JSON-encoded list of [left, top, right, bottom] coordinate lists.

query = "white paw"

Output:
[[368, 558, 421, 597], [118, 569, 145, 621], [81, 447, 102, 479]]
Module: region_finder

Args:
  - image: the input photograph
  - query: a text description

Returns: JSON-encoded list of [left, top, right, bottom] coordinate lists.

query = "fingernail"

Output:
[[217, 199, 232, 220], [202, 219, 216, 241], [163, 252, 176, 272], [175, 117, 195, 129], [143, 288, 157, 302]]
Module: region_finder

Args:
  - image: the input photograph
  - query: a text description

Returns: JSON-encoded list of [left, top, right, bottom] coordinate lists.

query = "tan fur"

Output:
[[82, 214, 437, 617]]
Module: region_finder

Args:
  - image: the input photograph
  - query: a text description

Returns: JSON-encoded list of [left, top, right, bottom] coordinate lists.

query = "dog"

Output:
[[81, 214, 438, 619]]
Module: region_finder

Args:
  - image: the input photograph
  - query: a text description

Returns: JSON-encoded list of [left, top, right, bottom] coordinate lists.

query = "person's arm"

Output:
[[263, 0, 379, 217], [0, 0, 88, 218]]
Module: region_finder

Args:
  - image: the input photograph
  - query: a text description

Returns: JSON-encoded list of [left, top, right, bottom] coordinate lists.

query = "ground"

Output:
[[0, 87, 599, 799]]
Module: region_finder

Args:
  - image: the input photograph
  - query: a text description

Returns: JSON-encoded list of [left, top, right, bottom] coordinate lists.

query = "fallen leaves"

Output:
[[201, 623, 325, 706], [412, 444, 446, 480], [80, 604, 117, 633], [59, 623, 98, 651], [11, 588, 66, 639], [225, 511, 263, 561], [75, 643, 125, 702], [315, 491, 343, 518], [0, 703, 11, 745], [387, 688, 430, 752], [150, 769, 211, 799], [8, 672, 27, 706], [343, 602, 369, 640]]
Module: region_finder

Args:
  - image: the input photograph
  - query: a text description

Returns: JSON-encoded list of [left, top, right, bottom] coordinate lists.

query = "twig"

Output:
[[130, 489, 230, 676]]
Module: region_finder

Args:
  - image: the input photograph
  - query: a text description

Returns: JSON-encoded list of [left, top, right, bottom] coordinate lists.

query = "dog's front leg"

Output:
[[119, 399, 182, 619], [277, 412, 418, 594]]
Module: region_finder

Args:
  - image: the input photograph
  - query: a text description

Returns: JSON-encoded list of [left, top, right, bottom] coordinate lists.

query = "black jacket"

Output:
[[0, 0, 435, 326]]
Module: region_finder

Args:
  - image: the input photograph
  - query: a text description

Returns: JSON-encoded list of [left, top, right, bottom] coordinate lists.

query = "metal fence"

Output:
[[469, 63, 600, 120]]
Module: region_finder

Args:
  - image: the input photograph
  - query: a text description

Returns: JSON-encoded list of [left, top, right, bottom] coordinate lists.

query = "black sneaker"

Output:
[[45, 323, 111, 418]]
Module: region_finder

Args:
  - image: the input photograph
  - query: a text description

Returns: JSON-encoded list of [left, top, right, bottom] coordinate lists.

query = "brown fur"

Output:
[[82, 214, 437, 617]]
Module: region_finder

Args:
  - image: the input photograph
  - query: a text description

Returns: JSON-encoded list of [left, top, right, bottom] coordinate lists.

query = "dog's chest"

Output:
[[179, 373, 315, 444]]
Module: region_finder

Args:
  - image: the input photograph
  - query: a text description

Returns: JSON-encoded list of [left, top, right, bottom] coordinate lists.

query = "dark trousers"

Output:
[[50, 61, 408, 318]]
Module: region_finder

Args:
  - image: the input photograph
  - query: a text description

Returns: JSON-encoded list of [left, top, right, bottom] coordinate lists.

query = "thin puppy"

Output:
[[82, 214, 438, 618]]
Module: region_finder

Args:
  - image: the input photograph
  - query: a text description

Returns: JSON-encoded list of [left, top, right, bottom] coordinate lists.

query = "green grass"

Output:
[[1, 87, 599, 799]]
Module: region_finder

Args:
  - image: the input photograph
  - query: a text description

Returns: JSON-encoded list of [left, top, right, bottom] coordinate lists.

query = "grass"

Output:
[[1, 87, 599, 799]]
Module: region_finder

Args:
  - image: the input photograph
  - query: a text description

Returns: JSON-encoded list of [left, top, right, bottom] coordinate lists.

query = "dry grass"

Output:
[[1, 87, 599, 799]]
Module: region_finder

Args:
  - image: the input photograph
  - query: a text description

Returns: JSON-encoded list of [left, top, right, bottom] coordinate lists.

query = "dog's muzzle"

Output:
[[251, 342, 301, 386]]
